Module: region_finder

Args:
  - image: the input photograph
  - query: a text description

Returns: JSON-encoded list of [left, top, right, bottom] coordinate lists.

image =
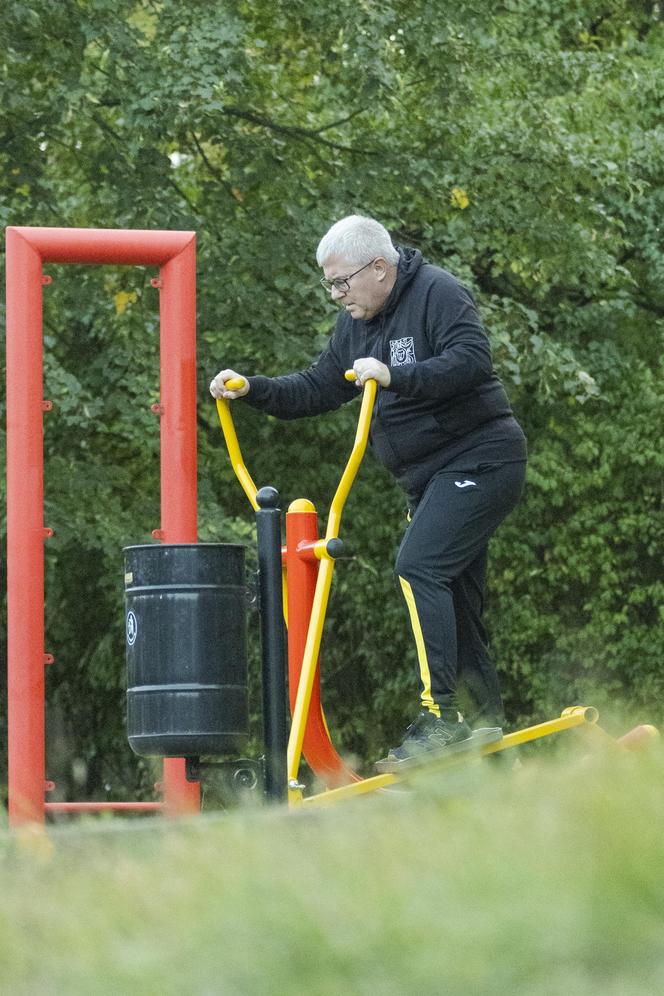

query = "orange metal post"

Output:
[[156, 237, 200, 815], [6, 229, 48, 824], [285, 502, 359, 788], [5, 226, 201, 823]]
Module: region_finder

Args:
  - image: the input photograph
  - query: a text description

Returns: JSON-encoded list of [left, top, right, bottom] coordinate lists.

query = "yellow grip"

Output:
[[345, 369, 379, 385], [224, 376, 246, 391]]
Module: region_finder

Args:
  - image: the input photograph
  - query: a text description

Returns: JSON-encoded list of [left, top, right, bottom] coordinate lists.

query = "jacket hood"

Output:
[[368, 246, 423, 323]]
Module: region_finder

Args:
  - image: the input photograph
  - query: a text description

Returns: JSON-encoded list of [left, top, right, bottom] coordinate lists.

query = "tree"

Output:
[[1, 0, 662, 802]]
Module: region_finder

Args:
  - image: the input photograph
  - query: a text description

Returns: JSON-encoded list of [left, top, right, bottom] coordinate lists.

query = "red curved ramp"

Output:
[[288, 656, 361, 788]]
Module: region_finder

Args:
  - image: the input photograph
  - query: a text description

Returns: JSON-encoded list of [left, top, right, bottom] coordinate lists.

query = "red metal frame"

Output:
[[5, 226, 201, 825]]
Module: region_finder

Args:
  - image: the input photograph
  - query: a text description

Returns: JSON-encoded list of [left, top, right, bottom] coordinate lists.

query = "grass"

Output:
[[2, 740, 664, 995]]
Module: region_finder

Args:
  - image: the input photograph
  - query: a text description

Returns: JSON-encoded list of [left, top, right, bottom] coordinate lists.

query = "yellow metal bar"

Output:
[[303, 772, 399, 807], [314, 539, 334, 560], [287, 378, 377, 805], [287, 554, 335, 805], [215, 397, 259, 511], [326, 378, 377, 541], [482, 706, 598, 754], [214, 386, 291, 624], [302, 706, 600, 807], [281, 566, 288, 628], [215, 388, 292, 630]]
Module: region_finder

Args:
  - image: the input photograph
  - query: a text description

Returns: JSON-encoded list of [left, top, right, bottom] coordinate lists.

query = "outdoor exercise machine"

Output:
[[208, 374, 660, 808]]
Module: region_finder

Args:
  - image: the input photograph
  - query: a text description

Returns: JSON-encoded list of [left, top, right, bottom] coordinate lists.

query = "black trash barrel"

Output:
[[124, 543, 249, 757]]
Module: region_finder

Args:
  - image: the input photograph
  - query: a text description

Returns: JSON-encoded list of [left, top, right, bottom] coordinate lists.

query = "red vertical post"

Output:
[[158, 237, 201, 814], [285, 501, 358, 787], [285, 501, 319, 718], [5, 229, 47, 824]]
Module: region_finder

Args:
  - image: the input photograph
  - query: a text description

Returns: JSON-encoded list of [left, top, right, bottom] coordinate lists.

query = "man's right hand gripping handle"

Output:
[[209, 369, 250, 400]]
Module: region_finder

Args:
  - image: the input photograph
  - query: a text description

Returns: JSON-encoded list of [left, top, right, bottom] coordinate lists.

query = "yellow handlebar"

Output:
[[224, 377, 247, 391], [326, 378, 376, 540], [215, 398, 259, 510], [216, 372, 377, 521]]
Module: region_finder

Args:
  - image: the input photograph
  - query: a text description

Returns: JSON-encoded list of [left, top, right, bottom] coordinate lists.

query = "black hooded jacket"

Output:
[[244, 248, 526, 498]]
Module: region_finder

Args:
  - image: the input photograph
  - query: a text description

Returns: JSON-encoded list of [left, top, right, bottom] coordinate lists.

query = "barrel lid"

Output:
[[123, 542, 245, 551]]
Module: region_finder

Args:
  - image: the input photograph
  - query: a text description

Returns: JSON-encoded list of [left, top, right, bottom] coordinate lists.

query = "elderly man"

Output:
[[210, 214, 527, 770]]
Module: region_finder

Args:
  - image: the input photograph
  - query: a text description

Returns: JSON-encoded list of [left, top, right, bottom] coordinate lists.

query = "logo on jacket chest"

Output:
[[389, 336, 416, 366]]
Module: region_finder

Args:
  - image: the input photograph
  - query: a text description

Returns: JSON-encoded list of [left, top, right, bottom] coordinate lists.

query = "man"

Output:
[[210, 215, 527, 770]]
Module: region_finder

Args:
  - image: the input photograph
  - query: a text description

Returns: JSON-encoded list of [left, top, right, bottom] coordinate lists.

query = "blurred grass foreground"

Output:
[[1, 747, 664, 995]]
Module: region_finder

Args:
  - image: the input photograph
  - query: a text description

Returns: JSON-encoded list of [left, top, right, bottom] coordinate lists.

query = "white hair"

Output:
[[316, 215, 399, 267]]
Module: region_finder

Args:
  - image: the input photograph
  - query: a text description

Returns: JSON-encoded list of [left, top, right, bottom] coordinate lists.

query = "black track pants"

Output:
[[394, 461, 526, 725]]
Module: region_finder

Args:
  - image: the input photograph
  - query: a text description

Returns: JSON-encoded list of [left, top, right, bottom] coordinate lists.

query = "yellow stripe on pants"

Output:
[[398, 576, 440, 718]]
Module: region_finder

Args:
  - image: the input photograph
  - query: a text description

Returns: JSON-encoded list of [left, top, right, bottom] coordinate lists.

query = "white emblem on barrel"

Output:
[[126, 610, 138, 646]]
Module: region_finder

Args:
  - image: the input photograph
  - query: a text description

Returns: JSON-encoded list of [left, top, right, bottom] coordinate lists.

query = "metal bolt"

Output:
[[234, 767, 258, 790]]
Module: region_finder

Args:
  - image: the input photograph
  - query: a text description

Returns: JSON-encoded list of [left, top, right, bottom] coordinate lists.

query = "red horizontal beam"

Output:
[[44, 802, 165, 813], [7, 226, 195, 266]]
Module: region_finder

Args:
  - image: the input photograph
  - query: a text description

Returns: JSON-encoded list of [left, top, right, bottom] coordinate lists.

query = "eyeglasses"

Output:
[[320, 259, 376, 294]]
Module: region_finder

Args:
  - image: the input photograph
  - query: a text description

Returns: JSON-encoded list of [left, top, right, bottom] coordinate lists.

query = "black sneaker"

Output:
[[375, 711, 474, 773]]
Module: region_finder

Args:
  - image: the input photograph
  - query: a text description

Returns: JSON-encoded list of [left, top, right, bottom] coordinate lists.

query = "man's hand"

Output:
[[352, 357, 391, 388], [209, 368, 250, 400]]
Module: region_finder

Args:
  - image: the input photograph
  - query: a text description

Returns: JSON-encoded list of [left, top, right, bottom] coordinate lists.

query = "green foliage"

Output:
[[1, 0, 663, 799], [490, 357, 664, 727]]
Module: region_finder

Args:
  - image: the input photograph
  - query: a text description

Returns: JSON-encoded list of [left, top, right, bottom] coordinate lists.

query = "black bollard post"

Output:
[[255, 486, 289, 803]]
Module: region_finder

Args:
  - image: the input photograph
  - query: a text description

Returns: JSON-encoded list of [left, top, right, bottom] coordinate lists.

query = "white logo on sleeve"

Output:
[[455, 479, 477, 489], [389, 336, 416, 365]]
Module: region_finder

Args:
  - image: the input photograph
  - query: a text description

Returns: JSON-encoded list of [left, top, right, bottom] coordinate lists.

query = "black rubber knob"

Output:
[[326, 538, 344, 559], [256, 486, 280, 509]]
